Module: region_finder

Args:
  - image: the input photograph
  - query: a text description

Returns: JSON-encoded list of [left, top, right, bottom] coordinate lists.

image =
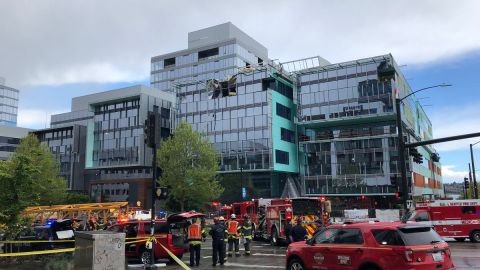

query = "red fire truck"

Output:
[[404, 199, 480, 242], [219, 197, 329, 244]]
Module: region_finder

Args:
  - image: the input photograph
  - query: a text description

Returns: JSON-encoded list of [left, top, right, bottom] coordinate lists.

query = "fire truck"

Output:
[[404, 199, 480, 242], [219, 197, 330, 244]]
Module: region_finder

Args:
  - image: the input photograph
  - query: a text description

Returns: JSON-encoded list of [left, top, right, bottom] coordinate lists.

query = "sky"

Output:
[[1, 0, 479, 183]]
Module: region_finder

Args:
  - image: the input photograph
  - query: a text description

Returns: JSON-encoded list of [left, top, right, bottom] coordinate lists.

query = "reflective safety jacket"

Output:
[[188, 224, 203, 243], [227, 220, 239, 237], [240, 221, 253, 239]]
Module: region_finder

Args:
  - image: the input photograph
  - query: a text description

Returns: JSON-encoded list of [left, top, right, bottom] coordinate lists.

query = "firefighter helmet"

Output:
[[219, 216, 225, 221], [231, 214, 236, 219]]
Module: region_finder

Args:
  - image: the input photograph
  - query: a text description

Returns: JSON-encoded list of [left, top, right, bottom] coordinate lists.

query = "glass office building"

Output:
[[0, 77, 19, 126], [296, 55, 443, 208], [39, 85, 176, 205], [152, 23, 443, 203]]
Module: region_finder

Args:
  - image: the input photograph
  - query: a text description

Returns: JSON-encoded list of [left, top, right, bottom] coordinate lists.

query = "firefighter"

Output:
[[187, 218, 203, 267], [284, 216, 294, 245], [226, 214, 240, 257], [240, 214, 253, 256], [209, 216, 227, 267], [290, 218, 307, 242]]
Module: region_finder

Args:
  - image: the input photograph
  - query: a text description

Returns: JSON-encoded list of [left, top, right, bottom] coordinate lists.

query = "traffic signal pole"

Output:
[[146, 105, 159, 270], [395, 98, 409, 212]]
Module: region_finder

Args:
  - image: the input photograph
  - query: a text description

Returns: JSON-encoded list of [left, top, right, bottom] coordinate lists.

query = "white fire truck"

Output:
[[404, 199, 480, 242]]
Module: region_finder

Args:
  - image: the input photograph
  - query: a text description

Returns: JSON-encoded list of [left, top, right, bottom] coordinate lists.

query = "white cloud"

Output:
[[0, 0, 479, 87], [17, 109, 67, 129], [27, 62, 147, 86], [441, 165, 468, 183], [430, 103, 480, 152]]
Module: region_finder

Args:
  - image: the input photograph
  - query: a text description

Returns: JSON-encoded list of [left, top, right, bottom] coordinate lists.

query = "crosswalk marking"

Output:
[[223, 262, 283, 269]]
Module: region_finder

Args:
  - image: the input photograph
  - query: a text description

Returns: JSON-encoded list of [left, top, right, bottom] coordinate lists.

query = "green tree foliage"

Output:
[[158, 121, 223, 212], [0, 134, 69, 238]]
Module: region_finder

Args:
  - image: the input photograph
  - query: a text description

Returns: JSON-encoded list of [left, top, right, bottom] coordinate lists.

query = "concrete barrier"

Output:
[[74, 231, 125, 270]]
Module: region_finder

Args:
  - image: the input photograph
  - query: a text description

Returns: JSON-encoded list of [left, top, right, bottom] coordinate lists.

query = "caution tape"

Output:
[[0, 240, 75, 244], [125, 239, 148, 245], [158, 242, 191, 270], [0, 248, 74, 257]]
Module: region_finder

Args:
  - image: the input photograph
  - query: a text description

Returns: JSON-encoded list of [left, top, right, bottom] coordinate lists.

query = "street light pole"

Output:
[[395, 83, 451, 212], [470, 142, 479, 199]]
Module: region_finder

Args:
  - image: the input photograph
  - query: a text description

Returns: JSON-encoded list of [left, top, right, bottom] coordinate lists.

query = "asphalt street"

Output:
[[127, 239, 480, 270]]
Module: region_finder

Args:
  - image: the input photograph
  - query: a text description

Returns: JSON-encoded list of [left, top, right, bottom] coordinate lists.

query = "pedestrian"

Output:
[[187, 217, 203, 267], [209, 216, 227, 267], [284, 217, 293, 245], [226, 214, 240, 257], [240, 214, 253, 256], [290, 219, 308, 242]]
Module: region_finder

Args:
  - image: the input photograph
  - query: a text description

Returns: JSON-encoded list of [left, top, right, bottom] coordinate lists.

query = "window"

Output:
[[414, 211, 430, 222], [275, 81, 293, 99], [164, 57, 175, 67], [275, 149, 289, 165], [314, 228, 338, 244], [332, 229, 364, 244], [398, 226, 443, 246], [462, 206, 476, 214], [198, 47, 219, 60], [281, 128, 295, 143], [372, 230, 405, 245], [276, 103, 291, 120]]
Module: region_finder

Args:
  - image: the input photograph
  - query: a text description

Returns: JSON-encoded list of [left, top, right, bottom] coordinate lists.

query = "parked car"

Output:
[[107, 211, 206, 264], [1, 219, 75, 253], [286, 221, 456, 270]]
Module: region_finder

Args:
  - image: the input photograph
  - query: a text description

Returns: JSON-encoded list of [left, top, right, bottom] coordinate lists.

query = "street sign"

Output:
[[242, 187, 246, 199], [406, 200, 413, 209]]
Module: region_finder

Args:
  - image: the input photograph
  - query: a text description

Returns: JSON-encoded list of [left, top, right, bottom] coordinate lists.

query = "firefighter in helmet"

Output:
[[240, 214, 253, 256], [226, 214, 240, 257]]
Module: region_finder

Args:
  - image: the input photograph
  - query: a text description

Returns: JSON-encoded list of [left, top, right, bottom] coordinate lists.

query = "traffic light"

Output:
[[464, 177, 470, 190], [156, 187, 169, 200], [144, 109, 160, 148], [409, 147, 423, 164], [431, 153, 440, 163], [395, 191, 399, 200]]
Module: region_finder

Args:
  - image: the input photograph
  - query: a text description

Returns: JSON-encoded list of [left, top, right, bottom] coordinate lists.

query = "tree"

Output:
[[0, 134, 69, 238], [157, 121, 223, 212]]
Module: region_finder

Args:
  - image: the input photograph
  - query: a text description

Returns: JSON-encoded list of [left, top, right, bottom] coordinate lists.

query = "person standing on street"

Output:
[[284, 217, 293, 245], [290, 218, 308, 242], [210, 216, 227, 267], [240, 214, 253, 256], [226, 214, 240, 257], [187, 218, 203, 267]]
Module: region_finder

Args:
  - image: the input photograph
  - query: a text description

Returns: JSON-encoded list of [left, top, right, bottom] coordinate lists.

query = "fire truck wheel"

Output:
[[454, 237, 466, 242], [470, 230, 480, 243], [270, 227, 279, 246]]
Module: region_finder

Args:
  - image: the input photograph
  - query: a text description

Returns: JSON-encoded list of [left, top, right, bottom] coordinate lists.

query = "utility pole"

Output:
[[468, 163, 473, 199], [470, 143, 479, 199]]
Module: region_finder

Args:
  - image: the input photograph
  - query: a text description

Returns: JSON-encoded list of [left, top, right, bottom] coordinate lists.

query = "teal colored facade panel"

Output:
[[85, 120, 94, 168], [271, 90, 298, 173]]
